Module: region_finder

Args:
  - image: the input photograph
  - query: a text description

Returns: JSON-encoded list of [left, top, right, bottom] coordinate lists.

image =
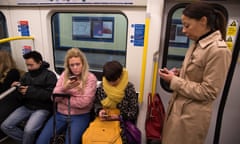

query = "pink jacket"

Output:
[[53, 72, 97, 115]]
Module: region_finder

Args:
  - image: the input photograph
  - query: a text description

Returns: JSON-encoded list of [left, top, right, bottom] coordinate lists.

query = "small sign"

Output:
[[22, 45, 32, 55], [18, 20, 30, 36], [130, 24, 145, 47], [16, 0, 133, 5], [226, 18, 239, 51]]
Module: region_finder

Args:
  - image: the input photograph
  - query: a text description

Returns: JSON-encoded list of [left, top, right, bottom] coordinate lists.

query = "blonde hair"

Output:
[[63, 48, 89, 90], [0, 50, 17, 83]]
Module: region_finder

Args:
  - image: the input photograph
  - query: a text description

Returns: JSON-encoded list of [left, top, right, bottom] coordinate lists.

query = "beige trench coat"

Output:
[[162, 31, 232, 144]]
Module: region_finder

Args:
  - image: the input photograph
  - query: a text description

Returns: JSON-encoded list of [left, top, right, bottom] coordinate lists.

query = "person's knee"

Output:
[[24, 126, 35, 136], [1, 120, 10, 133], [0, 123, 6, 132], [0, 121, 15, 135]]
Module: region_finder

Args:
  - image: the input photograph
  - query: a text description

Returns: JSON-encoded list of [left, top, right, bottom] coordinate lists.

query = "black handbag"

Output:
[[50, 135, 65, 144], [50, 93, 71, 144]]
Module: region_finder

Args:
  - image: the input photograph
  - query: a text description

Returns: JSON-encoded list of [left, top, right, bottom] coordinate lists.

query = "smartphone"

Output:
[[19, 86, 25, 89], [160, 69, 168, 74], [16, 83, 25, 89], [102, 114, 110, 118], [16, 83, 21, 88], [69, 75, 77, 81]]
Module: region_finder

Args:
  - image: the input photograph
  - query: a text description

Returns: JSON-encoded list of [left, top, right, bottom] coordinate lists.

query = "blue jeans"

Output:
[[36, 112, 90, 144], [1, 106, 50, 144]]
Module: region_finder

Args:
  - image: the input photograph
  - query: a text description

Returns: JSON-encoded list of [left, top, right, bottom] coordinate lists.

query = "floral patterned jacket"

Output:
[[94, 82, 139, 144]]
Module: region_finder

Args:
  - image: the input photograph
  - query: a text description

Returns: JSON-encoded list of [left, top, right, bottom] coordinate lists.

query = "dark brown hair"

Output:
[[23, 51, 43, 63], [103, 60, 123, 82], [183, 2, 227, 39]]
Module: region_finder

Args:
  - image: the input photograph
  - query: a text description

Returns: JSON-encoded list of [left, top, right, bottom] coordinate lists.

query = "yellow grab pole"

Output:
[[151, 51, 159, 98], [139, 13, 151, 103], [0, 36, 34, 44]]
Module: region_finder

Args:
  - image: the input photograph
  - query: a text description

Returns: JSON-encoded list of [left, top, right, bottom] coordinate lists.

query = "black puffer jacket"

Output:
[[19, 61, 57, 111]]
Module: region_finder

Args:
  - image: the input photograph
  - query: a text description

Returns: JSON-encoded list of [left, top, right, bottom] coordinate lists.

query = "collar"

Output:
[[198, 30, 223, 49]]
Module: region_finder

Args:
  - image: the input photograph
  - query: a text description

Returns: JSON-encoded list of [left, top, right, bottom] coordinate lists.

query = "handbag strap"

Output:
[[52, 95, 57, 138], [52, 93, 71, 144], [67, 95, 71, 144]]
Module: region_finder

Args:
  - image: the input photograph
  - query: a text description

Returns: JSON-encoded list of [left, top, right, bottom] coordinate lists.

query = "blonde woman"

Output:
[[0, 50, 21, 93], [37, 48, 97, 144], [0, 50, 21, 140]]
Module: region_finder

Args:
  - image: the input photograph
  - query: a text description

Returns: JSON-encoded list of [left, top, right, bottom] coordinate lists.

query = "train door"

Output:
[[216, 24, 240, 143], [157, 0, 240, 143]]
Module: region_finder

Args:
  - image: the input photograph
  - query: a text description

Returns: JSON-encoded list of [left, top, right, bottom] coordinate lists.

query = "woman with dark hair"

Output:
[[159, 2, 231, 144], [83, 60, 139, 144]]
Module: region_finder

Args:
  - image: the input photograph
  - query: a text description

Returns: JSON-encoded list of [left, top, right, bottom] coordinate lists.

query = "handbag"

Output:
[[82, 109, 122, 144], [145, 93, 165, 143], [122, 120, 141, 144], [50, 135, 65, 144]]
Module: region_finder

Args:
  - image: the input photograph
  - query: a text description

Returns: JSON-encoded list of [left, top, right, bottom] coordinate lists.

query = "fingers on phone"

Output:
[[160, 68, 168, 74]]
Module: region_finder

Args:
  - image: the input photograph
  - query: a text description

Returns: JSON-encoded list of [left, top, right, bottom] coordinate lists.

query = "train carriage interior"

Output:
[[0, 0, 240, 143]]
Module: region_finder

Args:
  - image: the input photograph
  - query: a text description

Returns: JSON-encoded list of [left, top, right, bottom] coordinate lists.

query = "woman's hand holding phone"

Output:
[[159, 68, 169, 74], [159, 68, 175, 83], [69, 75, 77, 81]]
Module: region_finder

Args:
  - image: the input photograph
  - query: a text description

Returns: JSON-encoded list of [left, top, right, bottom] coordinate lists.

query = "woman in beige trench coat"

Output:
[[158, 2, 232, 144]]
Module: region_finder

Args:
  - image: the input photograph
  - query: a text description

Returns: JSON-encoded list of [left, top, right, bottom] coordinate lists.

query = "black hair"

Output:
[[23, 51, 43, 63], [103, 60, 123, 82], [183, 2, 227, 39]]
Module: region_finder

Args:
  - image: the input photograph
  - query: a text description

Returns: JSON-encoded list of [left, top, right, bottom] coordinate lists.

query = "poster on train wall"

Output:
[[16, 0, 133, 5], [130, 24, 145, 46], [226, 18, 239, 51], [18, 20, 30, 36]]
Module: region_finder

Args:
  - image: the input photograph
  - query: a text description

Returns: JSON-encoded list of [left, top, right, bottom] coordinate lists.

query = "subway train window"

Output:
[[0, 12, 10, 51], [166, 7, 189, 69], [52, 13, 127, 80], [161, 3, 228, 91]]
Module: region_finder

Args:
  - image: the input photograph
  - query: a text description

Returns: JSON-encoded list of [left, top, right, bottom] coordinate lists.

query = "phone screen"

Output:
[[69, 75, 77, 80]]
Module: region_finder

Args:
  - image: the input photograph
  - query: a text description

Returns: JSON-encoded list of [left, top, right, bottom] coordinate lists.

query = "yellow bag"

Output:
[[82, 109, 122, 144]]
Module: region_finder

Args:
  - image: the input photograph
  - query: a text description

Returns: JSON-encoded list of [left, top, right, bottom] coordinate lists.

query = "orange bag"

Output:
[[82, 109, 122, 144]]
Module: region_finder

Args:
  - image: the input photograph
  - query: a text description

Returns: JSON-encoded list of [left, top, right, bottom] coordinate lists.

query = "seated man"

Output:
[[1, 51, 57, 144]]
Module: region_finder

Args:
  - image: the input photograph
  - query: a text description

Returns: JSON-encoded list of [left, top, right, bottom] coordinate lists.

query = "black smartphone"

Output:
[[160, 69, 168, 74], [69, 75, 77, 81]]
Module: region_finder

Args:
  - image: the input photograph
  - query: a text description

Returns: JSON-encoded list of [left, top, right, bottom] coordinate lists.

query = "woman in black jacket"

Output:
[[0, 50, 22, 140]]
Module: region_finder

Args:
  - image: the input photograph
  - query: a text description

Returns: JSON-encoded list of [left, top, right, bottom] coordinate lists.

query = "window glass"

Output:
[[0, 12, 10, 51], [52, 13, 127, 80], [166, 7, 190, 69]]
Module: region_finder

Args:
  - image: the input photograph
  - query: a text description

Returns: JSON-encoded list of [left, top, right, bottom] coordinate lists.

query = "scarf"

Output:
[[101, 69, 128, 108]]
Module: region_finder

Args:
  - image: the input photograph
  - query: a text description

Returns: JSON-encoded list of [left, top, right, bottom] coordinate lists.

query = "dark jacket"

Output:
[[19, 61, 57, 111]]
